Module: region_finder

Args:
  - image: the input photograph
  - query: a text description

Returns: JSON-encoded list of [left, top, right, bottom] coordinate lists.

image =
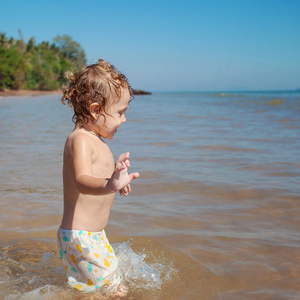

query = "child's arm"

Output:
[[72, 135, 139, 196]]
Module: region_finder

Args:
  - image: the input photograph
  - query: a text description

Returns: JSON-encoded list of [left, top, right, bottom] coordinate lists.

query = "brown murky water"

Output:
[[0, 92, 299, 299]]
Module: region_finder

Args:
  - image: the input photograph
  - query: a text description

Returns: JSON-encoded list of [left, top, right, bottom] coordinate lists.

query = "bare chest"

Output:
[[91, 141, 114, 177]]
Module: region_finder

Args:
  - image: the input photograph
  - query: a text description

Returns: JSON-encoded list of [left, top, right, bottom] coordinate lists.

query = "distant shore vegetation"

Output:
[[0, 33, 87, 91]]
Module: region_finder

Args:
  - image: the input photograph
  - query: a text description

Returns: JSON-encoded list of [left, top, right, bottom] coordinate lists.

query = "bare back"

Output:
[[61, 128, 115, 232]]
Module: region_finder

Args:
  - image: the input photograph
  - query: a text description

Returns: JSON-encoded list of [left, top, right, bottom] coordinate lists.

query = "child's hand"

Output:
[[109, 152, 139, 196]]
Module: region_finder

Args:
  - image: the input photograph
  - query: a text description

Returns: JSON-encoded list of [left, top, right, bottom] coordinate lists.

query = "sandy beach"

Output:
[[0, 89, 150, 97], [0, 89, 61, 97]]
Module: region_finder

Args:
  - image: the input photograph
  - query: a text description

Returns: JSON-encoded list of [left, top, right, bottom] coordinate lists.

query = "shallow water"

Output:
[[0, 91, 299, 299]]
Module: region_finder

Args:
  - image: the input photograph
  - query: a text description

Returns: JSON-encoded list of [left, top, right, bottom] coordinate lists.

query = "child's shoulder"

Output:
[[65, 128, 106, 152], [67, 128, 90, 142]]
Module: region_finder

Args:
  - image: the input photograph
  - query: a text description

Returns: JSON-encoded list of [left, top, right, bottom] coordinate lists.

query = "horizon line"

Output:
[[149, 89, 300, 93]]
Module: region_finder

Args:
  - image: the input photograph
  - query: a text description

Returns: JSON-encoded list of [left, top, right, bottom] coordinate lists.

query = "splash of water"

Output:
[[2, 240, 177, 299], [114, 242, 163, 288], [95, 241, 176, 296]]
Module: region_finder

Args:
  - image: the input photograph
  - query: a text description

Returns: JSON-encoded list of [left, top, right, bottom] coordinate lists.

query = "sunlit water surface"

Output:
[[0, 91, 299, 299]]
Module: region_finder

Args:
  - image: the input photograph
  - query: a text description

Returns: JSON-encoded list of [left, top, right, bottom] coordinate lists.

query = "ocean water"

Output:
[[0, 91, 299, 299]]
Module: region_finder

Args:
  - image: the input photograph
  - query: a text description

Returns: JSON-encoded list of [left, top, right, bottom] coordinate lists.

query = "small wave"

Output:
[[192, 145, 265, 153], [5, 285, 64, 300]]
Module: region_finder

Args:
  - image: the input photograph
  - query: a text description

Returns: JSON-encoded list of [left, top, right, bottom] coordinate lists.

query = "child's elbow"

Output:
[[75, 175, 89, 194]]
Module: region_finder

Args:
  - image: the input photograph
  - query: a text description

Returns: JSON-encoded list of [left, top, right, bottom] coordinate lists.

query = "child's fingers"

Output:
[[125, 159, 130, 167], [122, 186, 128, 196], [116, 152, 130, 164], [115, 161, 127, 171], [129, 172, 139, 181], [115, 153, 130, 171]]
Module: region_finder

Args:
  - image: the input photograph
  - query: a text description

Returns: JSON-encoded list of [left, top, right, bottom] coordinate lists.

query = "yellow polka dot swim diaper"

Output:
[[57, 227, 120, 292]]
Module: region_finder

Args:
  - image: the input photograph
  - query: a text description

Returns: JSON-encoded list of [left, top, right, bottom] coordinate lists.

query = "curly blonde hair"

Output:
[[61, 59, 133, 126]]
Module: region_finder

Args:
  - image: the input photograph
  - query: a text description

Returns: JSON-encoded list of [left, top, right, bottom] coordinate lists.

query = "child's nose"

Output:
[[121, 115, 126, 123]]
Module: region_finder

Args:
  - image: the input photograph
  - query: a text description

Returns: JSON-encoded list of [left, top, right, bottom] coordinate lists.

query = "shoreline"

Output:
[[0, 89, 151, 97], [0, 89, 61, 97]]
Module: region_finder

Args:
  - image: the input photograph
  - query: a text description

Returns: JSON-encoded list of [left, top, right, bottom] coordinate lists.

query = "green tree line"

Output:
[[0, 33, 87, 90]]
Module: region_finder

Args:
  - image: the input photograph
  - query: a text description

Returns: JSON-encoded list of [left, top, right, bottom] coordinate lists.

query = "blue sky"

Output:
[[1, 0, 299, 91]]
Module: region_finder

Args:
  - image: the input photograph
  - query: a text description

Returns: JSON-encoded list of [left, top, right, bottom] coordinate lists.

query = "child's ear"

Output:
[[90, 103, 101, 120]]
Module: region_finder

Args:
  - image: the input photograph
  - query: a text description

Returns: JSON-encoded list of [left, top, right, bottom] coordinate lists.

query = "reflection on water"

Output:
[[0, 91, 300, 299]]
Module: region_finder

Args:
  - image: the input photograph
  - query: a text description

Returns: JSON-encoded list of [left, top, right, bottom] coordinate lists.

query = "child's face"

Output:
[[95, 87, 130, 140]]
